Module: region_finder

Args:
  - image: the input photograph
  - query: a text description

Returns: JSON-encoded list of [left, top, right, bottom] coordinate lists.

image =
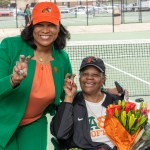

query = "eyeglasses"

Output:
[[80, 72, 102, 78]]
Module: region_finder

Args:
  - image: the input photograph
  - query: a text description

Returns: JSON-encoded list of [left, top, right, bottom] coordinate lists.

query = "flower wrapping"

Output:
[[104, 115, 140, 150], [104, 100, 148, 150]]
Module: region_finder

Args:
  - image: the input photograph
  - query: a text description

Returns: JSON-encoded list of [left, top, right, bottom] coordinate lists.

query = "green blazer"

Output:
[[0, 36, 72, 148]]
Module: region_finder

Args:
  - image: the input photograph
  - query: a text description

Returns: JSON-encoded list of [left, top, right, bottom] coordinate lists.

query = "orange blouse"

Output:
[[20, 62, 55, 126]]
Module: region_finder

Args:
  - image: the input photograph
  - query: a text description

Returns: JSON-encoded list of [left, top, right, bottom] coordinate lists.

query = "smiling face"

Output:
[[33, 22, 59, 50], [79, 66, 105, 95]]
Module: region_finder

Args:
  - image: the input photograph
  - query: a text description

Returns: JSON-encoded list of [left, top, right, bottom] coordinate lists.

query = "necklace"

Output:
[[37, 55, 49, 63], [34, 52, 51, 63], [85, 94, 106, 118], [39, 57, 44, 62], [86, 101, 104, 118]]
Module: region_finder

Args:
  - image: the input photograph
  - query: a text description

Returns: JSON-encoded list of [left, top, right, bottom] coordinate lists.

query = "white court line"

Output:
[[68, 39, 150, 46], [62, 18, 86, 23], [105, 63, 150, 86]]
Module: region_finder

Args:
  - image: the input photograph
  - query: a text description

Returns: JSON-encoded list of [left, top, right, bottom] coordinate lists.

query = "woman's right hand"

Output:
[[64, 73, 77, 103], [10, 55, 30, 87]]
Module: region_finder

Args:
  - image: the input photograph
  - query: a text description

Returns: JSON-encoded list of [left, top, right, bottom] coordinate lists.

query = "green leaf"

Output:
[[121, 111, 127, 127], [140, 102, 143, 110], [137, 115, 147, 127], [129, 114, 137, 130], [115, 108, 119, 118], [121, 100, 125, 108]]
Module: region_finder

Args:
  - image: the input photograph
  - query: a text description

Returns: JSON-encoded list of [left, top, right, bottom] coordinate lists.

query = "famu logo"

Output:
[[42, 7, 51, 13], [89, 116, 106, 137]]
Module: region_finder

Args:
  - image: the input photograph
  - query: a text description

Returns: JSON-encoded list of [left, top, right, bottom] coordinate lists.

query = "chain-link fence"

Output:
[[0, 0, 150, 28]]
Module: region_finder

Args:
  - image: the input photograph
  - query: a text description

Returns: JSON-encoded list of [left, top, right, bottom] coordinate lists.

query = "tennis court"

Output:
[[0, 24, 150, 150]]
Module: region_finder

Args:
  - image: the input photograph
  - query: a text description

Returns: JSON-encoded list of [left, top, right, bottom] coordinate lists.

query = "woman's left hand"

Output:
[[107, 87, 120, 96], [107, 88, 129, 100]]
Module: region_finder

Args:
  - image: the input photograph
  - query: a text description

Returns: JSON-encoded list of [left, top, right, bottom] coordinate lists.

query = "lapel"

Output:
[[51, 47, 62, 105], [51, 60, 61, 105]]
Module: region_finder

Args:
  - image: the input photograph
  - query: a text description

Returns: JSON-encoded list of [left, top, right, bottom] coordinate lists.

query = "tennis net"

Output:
[[66, 39, 150, 97]]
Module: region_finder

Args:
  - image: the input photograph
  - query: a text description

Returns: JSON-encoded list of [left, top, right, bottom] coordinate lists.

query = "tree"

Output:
[[0, 0, 10, 8]]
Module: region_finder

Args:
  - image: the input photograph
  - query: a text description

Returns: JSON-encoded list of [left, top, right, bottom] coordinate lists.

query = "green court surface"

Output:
[[1, 30, 150, 43], [70, 30, 150, 41]]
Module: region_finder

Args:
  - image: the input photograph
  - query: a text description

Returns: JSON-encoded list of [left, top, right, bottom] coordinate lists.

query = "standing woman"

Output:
[[0, 2, 71, 150], [24, 4, 31, 27]]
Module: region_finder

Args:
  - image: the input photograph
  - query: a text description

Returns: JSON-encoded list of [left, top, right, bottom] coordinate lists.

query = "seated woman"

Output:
[[50, 56, 122, 150]]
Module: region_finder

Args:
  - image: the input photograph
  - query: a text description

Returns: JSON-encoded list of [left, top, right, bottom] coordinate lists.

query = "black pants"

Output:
[[25, 15, 30, 26]]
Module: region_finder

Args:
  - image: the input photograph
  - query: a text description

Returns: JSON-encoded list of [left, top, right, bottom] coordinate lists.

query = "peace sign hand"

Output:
[[11, 55, 31, 87]]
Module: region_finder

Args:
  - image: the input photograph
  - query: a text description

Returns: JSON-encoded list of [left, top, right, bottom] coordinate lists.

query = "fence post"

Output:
[[15, 0, 18, 28], [112, 0, 114, 32]]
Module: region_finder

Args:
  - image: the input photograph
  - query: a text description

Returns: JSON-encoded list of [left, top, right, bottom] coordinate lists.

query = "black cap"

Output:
[[79, 56, 105, 73]]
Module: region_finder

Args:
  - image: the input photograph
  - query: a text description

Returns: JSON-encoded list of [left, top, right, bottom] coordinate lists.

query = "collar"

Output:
[[73, 91, 117, 108]]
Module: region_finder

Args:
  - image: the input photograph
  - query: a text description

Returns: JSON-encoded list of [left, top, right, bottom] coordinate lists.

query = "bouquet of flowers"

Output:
[[104, 100, 148, 150]]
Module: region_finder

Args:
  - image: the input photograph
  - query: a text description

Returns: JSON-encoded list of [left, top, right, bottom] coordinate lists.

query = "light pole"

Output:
[[15, 0, 18, 28], [77, 0, 80, 5], [112, 0, 114, 32], [86, 0, 88, 26]]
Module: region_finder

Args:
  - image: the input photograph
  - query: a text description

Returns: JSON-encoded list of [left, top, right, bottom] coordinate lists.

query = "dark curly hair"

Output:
[[21, 22, 70, 50]]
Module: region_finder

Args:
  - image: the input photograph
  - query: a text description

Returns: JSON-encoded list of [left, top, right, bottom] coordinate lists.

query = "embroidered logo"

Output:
[[54, 67, 58, 73], [42, 7, 51, 13], [78, 117, 83, 121], [87, 56, 96, 63]]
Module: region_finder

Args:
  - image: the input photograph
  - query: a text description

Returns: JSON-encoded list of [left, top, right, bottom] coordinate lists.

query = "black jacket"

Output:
[[50, 92, 120, 150]]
